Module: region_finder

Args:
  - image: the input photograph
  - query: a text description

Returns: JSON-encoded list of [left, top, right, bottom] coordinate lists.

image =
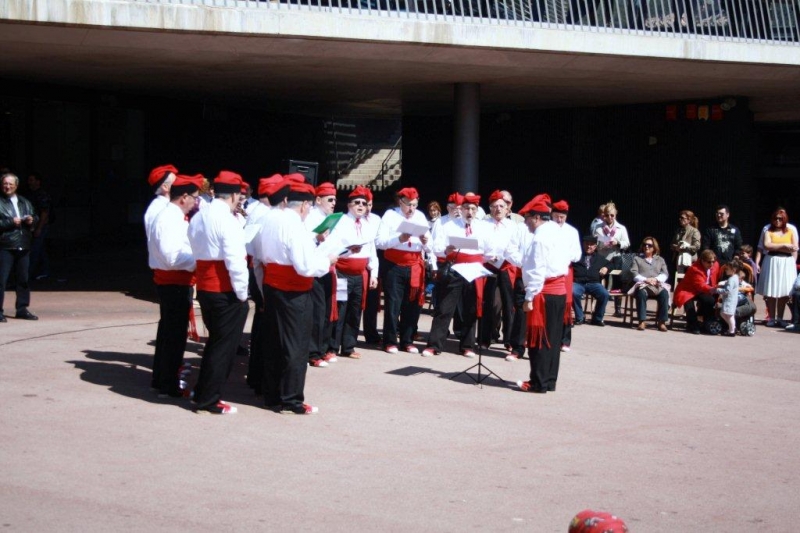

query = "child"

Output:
[[717, 260, 742, 337], [735, 244, 758, 285]]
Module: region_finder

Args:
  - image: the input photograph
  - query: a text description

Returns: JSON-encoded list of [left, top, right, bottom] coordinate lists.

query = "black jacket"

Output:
[[0, 195, 38, 251], [572, 252, 610, 284]]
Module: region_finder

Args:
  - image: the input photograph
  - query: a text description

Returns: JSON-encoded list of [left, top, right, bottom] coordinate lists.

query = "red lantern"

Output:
[[686, 104, 697, 120]]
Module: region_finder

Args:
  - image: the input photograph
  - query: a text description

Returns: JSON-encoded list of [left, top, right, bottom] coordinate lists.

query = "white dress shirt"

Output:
[[376, 208, 431, 253], [148, 202, 195, 272], [329, 211, 379, 279], [522, 220, 572, 301], [144, 195, 169, 242], [188, 198, 249, 301], [261, 209, 331, 278]]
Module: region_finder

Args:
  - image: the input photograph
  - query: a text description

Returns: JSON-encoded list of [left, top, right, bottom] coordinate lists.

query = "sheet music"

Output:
[[452, 263, 493, 283]]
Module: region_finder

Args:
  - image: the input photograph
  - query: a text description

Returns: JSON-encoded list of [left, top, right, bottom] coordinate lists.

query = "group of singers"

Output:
[[145, 164, 580, 415]]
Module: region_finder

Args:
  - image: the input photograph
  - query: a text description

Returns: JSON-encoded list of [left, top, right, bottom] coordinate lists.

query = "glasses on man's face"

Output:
[[325, 198, 336, 203], [716, 212, 726, 217], [351, 200, 367, 206], [401, 200, 418, 208]]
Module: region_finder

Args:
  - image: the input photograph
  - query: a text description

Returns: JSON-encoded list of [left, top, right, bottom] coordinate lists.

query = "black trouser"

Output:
[[262, 285, 312, 411], [427, 272, 477, 352], [152, 284, 192, 393], [0, 248, 31, 315], [194, 291, 248, 410], [247, 266, 265, 392], [308, 272, 333, 361], [331, 272, 364, 356], [684, 293, 716, 329], [382, 261, 422, 348], [508, 276, 528, 357], [528, 294, 566, 392], [480, 269, 514, 345], [362, 284, 381, 344]]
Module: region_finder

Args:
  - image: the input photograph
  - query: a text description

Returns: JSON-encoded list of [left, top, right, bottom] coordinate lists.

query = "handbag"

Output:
[[677, 252, 692, 267]]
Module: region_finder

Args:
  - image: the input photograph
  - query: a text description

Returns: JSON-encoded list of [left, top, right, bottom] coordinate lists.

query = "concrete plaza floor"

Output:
[[1, 248, 799, 532]]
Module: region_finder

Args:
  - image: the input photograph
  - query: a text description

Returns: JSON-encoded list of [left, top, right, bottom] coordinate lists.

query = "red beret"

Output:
[[283, 173, 306, 184], [148, 164, 178, 187], [288, 181, 316, 202], [518, 193, 552, 216], [349, 186, 371, 201], [214, 170, 244, 194], [463, 193, 481, 206], [315, 182, 337, 197], [488, 190, 507, 204], [170, 174, 204, 195], [397, 187, 419, 201], [552, 200, 569, 213], [257, 174, 284, 198], [447, 192, 464, 206], [569, 510, 628, 533]]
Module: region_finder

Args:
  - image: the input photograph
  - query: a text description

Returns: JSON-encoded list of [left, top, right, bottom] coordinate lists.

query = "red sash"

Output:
[[264, 263, 313, 292], [328, 266, 339, 321], [195, 260, 233, 293], [337, 257, 370, 310], [153, 269, 194, 286], [564, 266, 574, 325], [526, 275, 567, 349], [486, 260, 519, 288], [385, 249, 426, 305]]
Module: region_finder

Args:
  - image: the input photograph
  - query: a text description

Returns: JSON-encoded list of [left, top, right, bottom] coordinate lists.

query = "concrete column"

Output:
[[452, 83, 480, 193]]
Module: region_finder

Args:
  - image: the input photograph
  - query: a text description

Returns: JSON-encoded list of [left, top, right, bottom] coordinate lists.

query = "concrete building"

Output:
[[1, 0, 799, 251]]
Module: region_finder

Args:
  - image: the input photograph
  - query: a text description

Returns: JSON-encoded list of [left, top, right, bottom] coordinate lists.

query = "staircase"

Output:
[[324, 119, 402, 191]]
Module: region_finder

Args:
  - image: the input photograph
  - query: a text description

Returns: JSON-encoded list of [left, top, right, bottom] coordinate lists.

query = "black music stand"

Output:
[[450, 272, 503, 387]]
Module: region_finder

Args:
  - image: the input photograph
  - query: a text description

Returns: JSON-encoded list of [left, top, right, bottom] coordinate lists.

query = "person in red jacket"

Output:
[[673, 249, 720, 334]]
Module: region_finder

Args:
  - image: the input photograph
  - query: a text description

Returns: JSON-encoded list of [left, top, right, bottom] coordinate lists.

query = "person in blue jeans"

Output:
[[571, 235, 610, 326]]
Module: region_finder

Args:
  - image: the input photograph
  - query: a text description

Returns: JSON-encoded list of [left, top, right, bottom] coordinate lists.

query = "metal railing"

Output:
[[380, 135, 402, 189], [133, 0, 800, 45]]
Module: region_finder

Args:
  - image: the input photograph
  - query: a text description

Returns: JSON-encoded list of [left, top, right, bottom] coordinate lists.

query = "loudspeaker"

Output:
[[284, 160, 319, 187]]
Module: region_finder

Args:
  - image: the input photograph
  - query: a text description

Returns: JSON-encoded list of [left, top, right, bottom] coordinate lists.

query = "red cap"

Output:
[[148, 164, 178, 187], [488, 190, 506, 204], [257, 174, 285, 198], [315, 182, 337, 197], [288, 181, 316, 202], [463, 193, 481, 206], [518, 193, 552, 216], [447, 192, 464, 206], [283, 173, 306, 184], [397, 187, 419, 201], [552, 200, 569, 213], [170, 174, 204, 195], [569, 510, 628, 533], [349, 186, 371, 201], [213, 170, 245, 194]]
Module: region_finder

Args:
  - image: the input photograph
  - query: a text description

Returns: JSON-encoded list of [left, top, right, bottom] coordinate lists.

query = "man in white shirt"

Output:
[[551, 200, 583, 352], [147, 174, 202, 398], [328, 186, 379, 359], [305, 181, 339, 367], [423, 193, 492, 358], [187, 171, 249, 414], [479, 190, 524, 352], [376, 187, 431, 354], [143, 164, 178, 240], [515, 193, 572, 394], [245, 174, 289, 394], [260, 181, 337, 415]]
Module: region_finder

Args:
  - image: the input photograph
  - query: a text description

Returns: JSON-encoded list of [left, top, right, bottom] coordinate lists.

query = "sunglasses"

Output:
[[643, 243, 654, 248], [351, 200, 367, 206], [324, 198, 336, 203], [401, 201, 418, 208]]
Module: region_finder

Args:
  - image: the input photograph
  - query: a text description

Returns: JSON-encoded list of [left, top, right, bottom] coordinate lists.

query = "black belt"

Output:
[[768, 252, 792, 257]]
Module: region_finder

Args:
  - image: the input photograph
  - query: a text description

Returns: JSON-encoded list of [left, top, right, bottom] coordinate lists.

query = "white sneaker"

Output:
[[505, 353, 519, 361], [561, 345, 571, 352], [385, 345, 399, 354], [786, 324, 796, 331]]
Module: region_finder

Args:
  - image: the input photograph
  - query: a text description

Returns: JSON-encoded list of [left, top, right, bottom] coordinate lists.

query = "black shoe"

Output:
[[612, 311, 624, 318], [573, 318, 585, 326], [722, 331, 736, 337], [0, 314, 6, 323], [591, 319, 605, 327], [689, 328, 701, 335], [15, 310, 38, 320]]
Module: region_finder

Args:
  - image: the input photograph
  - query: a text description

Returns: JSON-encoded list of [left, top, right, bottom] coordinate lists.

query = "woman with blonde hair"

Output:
[[594, 201, 630, 317], [756, 207, 798, 327], [671, 209, 701, 274]]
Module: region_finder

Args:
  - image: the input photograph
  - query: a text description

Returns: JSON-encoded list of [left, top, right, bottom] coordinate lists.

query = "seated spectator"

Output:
[[673, 249, 720, 334], [630, 237, 670, 332], [594, 201, 630, 317], [571, 235, 610, 326]]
